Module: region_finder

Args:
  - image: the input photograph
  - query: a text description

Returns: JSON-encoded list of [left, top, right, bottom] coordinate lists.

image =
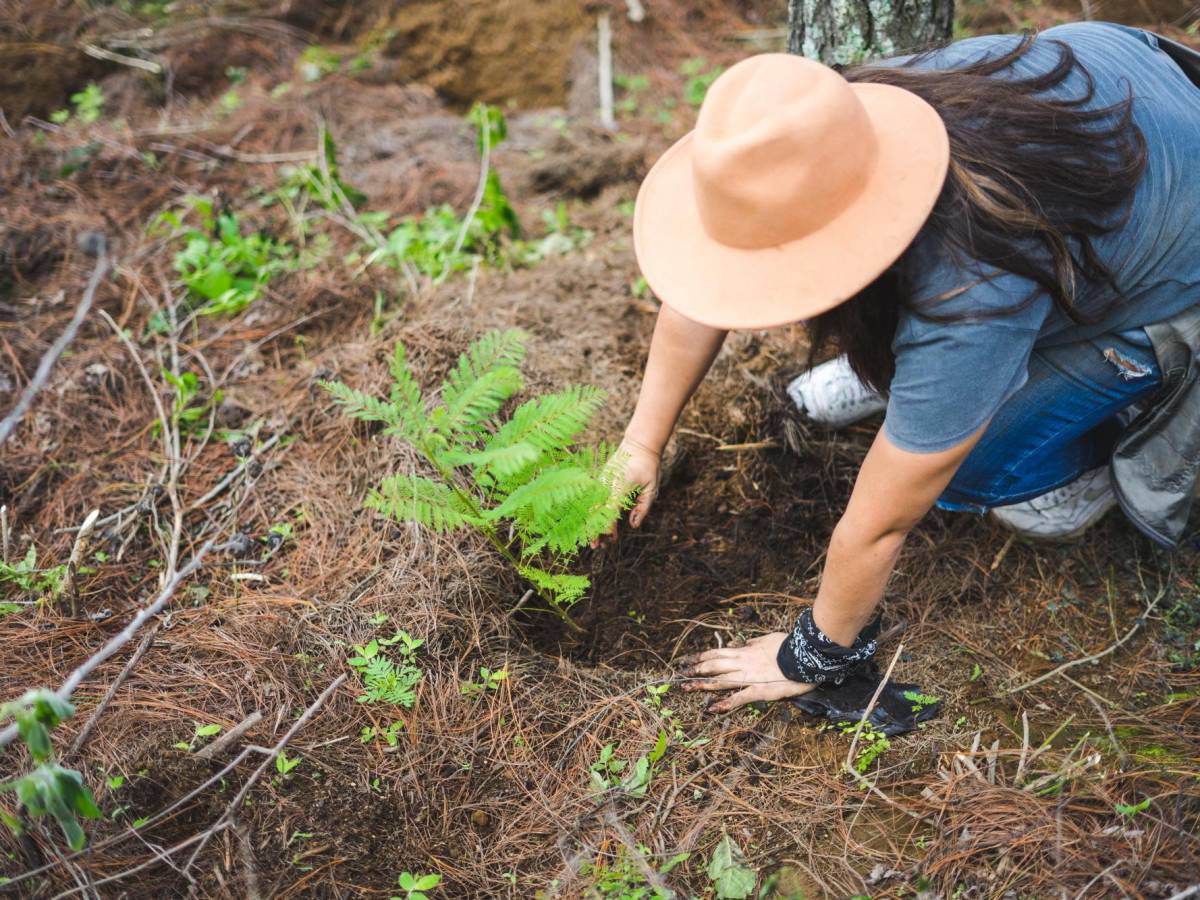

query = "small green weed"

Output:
[[154, 195, 295, 317], [902, 690, 940, 713], [299, 45, 340, 82], [393, 871, 441, 899], [275, 751, 301, 777], [173, 722, 222, 752], [680, 58, 724, 106], [51, 83, 104, 126], [460, 666, 508, 697], [153, 369, 221, 439], [0, 546, 67, 599], [589, 732, 668, 798], [1114, 796, 1151, 818], [581, 845, 686, 899], [348, 631, 424, 707], [707, 834, 756, 899]]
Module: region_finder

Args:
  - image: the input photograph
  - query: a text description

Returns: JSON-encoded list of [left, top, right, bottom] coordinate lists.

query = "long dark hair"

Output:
[[807, 34, 1149, 393]]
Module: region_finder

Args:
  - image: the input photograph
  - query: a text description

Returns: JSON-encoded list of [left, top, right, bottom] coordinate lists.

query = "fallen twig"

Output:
[[67, 623, 162, 758], [180, 674, 349, 875], [0, 238, 109, 448], [0, 533, 228, 750], [193, 710, 263, 762], [1001, 585, 1166, 696]]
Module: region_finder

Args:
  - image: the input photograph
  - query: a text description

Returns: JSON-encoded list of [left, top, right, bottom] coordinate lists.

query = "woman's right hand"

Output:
[[595, 434, 662, 546]]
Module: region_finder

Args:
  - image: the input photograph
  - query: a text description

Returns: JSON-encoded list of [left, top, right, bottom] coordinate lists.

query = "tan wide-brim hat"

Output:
[[634, 53, 950, 330]]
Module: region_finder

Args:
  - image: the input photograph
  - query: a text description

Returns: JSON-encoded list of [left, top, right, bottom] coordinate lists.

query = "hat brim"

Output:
[[633, 82, 950, 330]]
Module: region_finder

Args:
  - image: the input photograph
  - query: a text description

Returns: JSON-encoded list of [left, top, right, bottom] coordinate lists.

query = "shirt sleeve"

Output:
[[882, 271, 1051, 454]]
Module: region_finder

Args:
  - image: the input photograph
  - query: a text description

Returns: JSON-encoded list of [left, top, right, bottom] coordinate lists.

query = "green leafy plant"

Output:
[[50, 83, 105, 125], [275, 751, 301, 776], [589, 732, 668, 798], [361, 721, 404, 747], [299, 45, 340, 82], [680, 58, 724, 106], [707, 834, 756, 899], [582, 845, 687, 899], [1115, 796, 1152, 818], [173, 722, 223, 752], [348, 631, 424, 707], [153, 370, 221, 439], [364, 103, 520, 282], [155, 196, 294, 317], [322, 330, 631, 626], [267, 128, 367, 215], [902, 690, 940, 713], [0, 690, 101, 850], [460, 666, 508, 697], [0, 546, 67, 599], [393, 871, 442, 899]]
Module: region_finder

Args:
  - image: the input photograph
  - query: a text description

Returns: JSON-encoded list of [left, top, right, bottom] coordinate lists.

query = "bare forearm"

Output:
[[812, 520, 907, 646], [626, 305, 727, 452]]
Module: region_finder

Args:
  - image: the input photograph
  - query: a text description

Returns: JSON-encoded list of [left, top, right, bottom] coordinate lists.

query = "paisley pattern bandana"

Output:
[[776, 607, 881, 685]]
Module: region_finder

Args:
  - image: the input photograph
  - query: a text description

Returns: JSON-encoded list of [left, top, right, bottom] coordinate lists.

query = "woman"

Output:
[[609, 23, 1200, 713]]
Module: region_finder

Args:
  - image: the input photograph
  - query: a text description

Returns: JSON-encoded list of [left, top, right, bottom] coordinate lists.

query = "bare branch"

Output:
[[0, 240, 109, 448]]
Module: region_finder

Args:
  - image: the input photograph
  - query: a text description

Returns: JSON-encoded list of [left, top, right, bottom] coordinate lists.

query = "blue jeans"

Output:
[[937, 330, 1163, 513]]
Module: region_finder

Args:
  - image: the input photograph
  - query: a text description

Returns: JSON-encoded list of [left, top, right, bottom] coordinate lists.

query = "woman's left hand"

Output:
[[677, 633, 815, 712]]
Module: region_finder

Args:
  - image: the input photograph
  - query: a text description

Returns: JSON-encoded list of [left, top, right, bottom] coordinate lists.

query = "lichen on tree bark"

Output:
[[787, 0, 955, 65]]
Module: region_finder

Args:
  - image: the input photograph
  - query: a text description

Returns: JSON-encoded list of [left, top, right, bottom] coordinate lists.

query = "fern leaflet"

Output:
[[366, 474, 482, 532]]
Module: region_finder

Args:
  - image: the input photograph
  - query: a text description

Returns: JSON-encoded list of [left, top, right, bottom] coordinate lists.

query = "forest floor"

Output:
[[1, 1, 1199, 897]]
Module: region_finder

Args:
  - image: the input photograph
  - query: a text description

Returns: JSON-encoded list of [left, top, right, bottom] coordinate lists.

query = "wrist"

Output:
[[622, 429, 664, 459], [776, 607, 881, 685]]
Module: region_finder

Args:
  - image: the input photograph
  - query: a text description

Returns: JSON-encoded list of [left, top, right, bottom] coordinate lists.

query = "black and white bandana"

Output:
[[776, 607, 881, 685]]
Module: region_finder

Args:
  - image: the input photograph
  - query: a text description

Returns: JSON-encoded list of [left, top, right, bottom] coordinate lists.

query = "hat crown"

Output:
[[691, 54, 879, 249]]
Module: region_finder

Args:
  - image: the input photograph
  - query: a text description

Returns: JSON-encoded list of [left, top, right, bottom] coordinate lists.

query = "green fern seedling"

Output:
[[348, 638, 422, 707], [322, 329, 632, 627]]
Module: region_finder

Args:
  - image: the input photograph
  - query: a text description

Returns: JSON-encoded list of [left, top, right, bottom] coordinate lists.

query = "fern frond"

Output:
[[367, 474, 482, 532], [321, 380, 401, 426], [522, 480, 622, 555], [388, 342, 426, 437], [359, 656, 420, 707], [488, 385, 605, 457], [432, 329, 528, 439], [446, 441, 543, 479], [484, 465, 597, 522], [431, 366, 524, 439], [518, 566, 590, 609]]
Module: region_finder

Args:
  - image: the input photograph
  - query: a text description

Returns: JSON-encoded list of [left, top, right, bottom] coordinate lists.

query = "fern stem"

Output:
[[418, 442, 583, 634]]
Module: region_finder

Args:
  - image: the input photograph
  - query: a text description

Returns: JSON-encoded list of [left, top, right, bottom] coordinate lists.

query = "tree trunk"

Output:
[[787, 0, 955, 66]]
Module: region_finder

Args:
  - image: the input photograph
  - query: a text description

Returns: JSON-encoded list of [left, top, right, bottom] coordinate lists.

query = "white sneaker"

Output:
[[990, 466, 1116, 540], [786, 355, 887, 429]]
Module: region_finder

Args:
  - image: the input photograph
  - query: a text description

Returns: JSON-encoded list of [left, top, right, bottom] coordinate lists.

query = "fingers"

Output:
[[708, 686, 760, 714], [680, 657, 740, 678], [629, 487, 655, 529], [675, 648, 736, 668]]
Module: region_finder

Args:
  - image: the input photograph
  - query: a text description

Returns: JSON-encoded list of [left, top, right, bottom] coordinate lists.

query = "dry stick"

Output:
[[0, 241, 109, 448], [844, 642, 903, 773], [180, 674, 349, 875], [1, 505, 9, 563], [79, 42, 162, 73], [445, 108, 492, 274], [0, 534, 226, 750], [48, 828, 228, 900], [234, 824, 262, 900], [59, 509, 99, 617], [67, 623, 162, 758], [597, 11, 617, 131], [4, 747, 259, 890], [193, 710, 263, 762], [1002, 586, 1166, 696]]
